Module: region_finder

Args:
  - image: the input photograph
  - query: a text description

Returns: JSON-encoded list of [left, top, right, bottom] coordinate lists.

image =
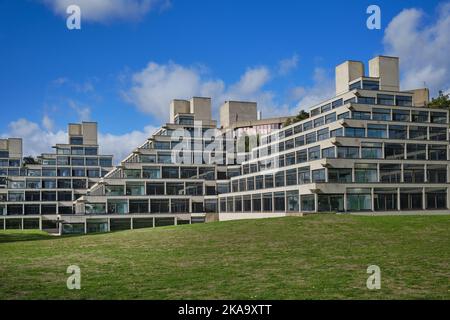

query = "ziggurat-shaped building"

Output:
[[1, 56, 449, 234]]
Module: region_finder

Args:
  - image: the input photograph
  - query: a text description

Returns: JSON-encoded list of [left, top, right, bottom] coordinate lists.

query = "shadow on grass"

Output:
[[0, 231, 53, 244]]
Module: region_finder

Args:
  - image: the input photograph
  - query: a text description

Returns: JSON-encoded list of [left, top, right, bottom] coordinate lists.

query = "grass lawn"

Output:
[[0, 214, 449, 300]]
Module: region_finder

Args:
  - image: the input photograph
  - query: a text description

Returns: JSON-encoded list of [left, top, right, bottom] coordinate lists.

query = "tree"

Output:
[[284, 110, 310, 126], [23, 156, 38, 165], [428, 91, 450, 109]]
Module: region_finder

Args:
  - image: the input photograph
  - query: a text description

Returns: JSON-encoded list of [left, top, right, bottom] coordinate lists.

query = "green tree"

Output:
[[428, 91, 450, 109]]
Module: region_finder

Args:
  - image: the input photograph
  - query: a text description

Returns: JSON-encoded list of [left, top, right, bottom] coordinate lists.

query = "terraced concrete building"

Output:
[[2, 55, 448, 234], [0, 122, 113, 232]]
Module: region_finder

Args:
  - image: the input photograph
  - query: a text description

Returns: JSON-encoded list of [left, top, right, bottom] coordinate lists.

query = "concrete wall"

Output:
[[220, 101, 258, 128], [170, 100, 190, 123], [0, 138, 22, 158], [412, 88, 430, 107], [68, 122, 98, 145], [369, 56, 400, 92], [335, 61, 364, 95], [190, 97, 212, 122]]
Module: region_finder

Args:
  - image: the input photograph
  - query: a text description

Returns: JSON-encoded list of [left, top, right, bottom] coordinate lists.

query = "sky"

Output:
[[0, 0, 449, 162]]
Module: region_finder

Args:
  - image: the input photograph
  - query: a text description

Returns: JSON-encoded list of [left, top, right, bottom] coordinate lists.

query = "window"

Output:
[[358, 96, 376, 104], [328, 169, 352, 183], [396, 95, 412, 106], [337, 112, 350, 120], [25, 191, 40, 202], [345, 127, 365, 138], [330, 128, 343, 137], [400, 189, 423, 210], [409, 126, 427, 140], [426, 189, 447, 209], [317, 128, 329, 141], [71, 157, 85, 166], [332, 99, 343, 108], [286, 191, 299, 212], [186, 183, 203, 196], [140, 155, 156, 163], [374, 189, 397, 211], [42, 191, 57, 201], [86, 158, 98, 166], [71, 147, 84, 155], [286, 169, 297, 186], [126, 183, 145, 196], [100, 158, 113, 167], [429, 127, 447, 141], [428, 145, 447, 161], [285, 152, 296, 166], [296, 150, 307, 163], [180, 167, 197, 179], [285, 139, 295, 150], [166, 183, 184, 195], [306, 132, 316, 144], [57, 157, 70, 165], [337, 147, 359, 159], [377, 94, 395, 106], [354, 164, 377, 183], [162, 167, 179, 179], [310, 108, 320, 117], [295, 135, 305, 147], [318, 194, 344, 212], [301, 195, 315, 211], [430, 112, 447, 124], [372, 108, 391, 121], [274, 192, 285, 211], [427, 165, 447, 183], [87, 169, 100, 178], [352, 111, 371, 120], [367, 124, 387, 138], [58, 179, 72, 189], [303, 121, 313, 131], [143, 167, 160, 179], [72, 168, 85, 177], [385, 143, 404, 160], [247, 177, 255, 190], [325, 113, 336, 124], [85, 147, 98, 155], [308, 146, 320, 160], [361, 143, 382, 159], [255, 176, 264, 189], [70, 137, 83, 145], [347, 189, 372, 211], [321, 103, 332, 113], [105, 185, 124, 196], [314, 117, 324, 128], [363, 80, 380, 90], [26, 179, 41, 189], [389, 125, 407, 139], [406, 144, 426, 160], [392, 110, 410, 122], [263, 193, 273, 212], [108, 201, 128, 214], [411, 111, 428, 123], [146, 183, 164, 195], [199, 167, 215, 180], [275, 172, 285, 187], [322, 147, 335, 158], [312, 169, 326, 182], [130, 200, 149, 213], [403, 164, 424, 183], [349, 81, 362, 90], [380, 164, 401, 183], [123, 169, 141, 179], [252, 195, 262, 212], [298, 167, 311, 184], [58, 191, 73, 201]]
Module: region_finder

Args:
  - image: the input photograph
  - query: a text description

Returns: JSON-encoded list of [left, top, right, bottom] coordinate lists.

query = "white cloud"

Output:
[[383, 2, 450, 95], [277, 54, 299, 75], [68, 100, 91, 121], [291, 67, 335, 111], [41, 0, 171, 23], [1, 118, 157, 164], [42, 115, 54, 131]]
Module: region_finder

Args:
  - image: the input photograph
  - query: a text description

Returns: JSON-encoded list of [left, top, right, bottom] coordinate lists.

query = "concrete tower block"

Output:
[[220, 101, 257, 129], [82, 122, 98, 145], [369, 56, 400, 92], [335, 60, 365, 95], [170, 99, 190, 123], [190, 97, 212, 122]]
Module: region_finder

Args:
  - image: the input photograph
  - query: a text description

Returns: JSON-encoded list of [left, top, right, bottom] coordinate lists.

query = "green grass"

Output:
[[0, 214, 449, 300]]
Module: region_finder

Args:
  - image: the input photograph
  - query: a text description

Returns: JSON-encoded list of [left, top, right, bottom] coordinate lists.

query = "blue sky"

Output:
[[0, 0, 449, 160]]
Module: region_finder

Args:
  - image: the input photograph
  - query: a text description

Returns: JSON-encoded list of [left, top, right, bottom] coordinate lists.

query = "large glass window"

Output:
[[426, 189, 447, 209], [428, 145, 447, 161], [106, 185, 125, 196], [400, 189, 423, 210], [328, 169, 352, 183], [403, 164, 424, 183], [185, 183, 203, 196], [298, 167, 311, 184], [377, 94, 395, 106], [352, 111, 371, 120], [263, 193, 272, 212], [372, 108, 391, 121], [306, 132, 316, 144], [358, 96, 376, 105], [312, 169, 326, 182], [162, 167, 179, 179], [345, 127, 365, 138], [389, 125, 407, 139], [385, 143, 404, 160], [427, 165, 447, 183], [337, 146, 359, 159], [380, 164, 401, 183], [166, 182, 184, 195], [322, 147, 335, 158], [252, 195, 262, 212], [429, 127, 447, 141], [126, 183, 145, 196], [150, 199, 169, 213], [318, 194, 344, 212], [367, 124, 387, 138], [286, 191, 299, 212], [411, 111, 428, 123], [274, 192, 285, 211], [409, 126, 427, 140], [317, 128, 329, 141], [354, 164, 377, 183], [129, 200, 149, 214], [296, 150, 307, 163], [325, 113, 336, 124], [286, 169, 297, 186], [301, 195, 315, 211], [406, 144, 426, 160], [361, 143, 382, 159], [143, 167, 161, 179], [171, 199, 189, 213], [374, 189, 397, 211], [392, 110, 410, 122], [275, 172, 285, 187], [396, 95, 412, 106], [308, 146, 320, 161], [430, 112, 447, 124], [347, 189, 372, 211]]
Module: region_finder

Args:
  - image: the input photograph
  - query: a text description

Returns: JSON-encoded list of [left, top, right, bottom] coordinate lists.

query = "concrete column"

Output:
[[314, 193, 318, 213], [39, 217, 42, 230], [130, 218, 133, 230], [107, 218, 111, 232], [422, 187, 426, 210], [84, 221, 87, 234], [3, 219, 5, 230], [371, 188, 375, 211], [397, 188, 401, 211], [153, 217, 155, 228], [343, 192, 348, 212], [21, 218, 24, 230], [174, 218, 178, 226]]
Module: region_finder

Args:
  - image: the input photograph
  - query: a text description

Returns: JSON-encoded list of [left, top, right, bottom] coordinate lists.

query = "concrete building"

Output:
[[2, 55, 449, 234], [0, 122, 113, 232]]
